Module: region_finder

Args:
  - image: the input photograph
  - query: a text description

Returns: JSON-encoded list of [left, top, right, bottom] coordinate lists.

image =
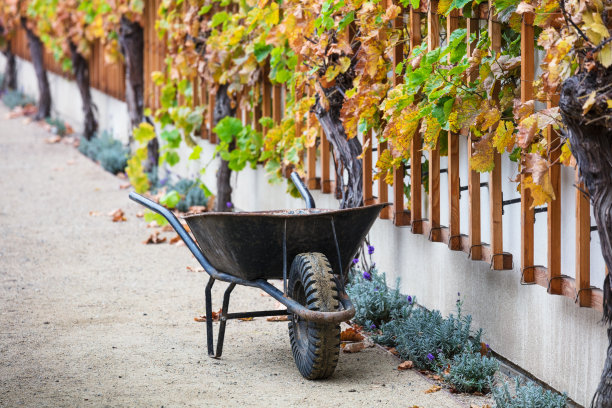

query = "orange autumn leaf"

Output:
[[342, 342, 366, 353], [142, 231, 166, 245], [194, 308, 222, 322], [266, 315, 289, 322], [398, 360, 414, 370], [340, 327, 365, 342], [109, 208, 127, 222], [424, 385, 442, 394]]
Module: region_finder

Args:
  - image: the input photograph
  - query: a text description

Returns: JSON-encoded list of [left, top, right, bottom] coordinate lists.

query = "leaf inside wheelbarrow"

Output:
[[183, 203, 389, 281]]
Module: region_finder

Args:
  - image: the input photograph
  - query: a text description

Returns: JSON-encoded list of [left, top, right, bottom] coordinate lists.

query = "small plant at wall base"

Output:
[[441, 347, 499, 394], [492, 378, 568, 408], [78, 132, 129, 175]]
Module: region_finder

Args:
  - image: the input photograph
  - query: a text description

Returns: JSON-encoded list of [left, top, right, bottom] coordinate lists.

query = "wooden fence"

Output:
[[6, 0, 603, 312], [10, 25, 126, 101]]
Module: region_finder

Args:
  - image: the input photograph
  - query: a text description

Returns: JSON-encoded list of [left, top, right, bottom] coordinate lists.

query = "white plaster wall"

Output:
[[7, 56, 130, 143], [3, 54, 608, 407]]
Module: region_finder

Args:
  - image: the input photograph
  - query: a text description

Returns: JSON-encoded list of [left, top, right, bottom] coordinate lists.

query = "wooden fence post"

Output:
[[447, 9, 461, 250], [427, 1, 441, 242], [409, 7, 423, 232]]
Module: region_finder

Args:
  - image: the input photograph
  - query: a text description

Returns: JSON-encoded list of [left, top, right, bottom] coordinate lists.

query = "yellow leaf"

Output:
[[470, 136, 495, 173], [522, 175, 555, 208], [338, 56, 351, 73], [599, 43, 612, 68], [582, 91, 597, 115], [517, 116, 538, 148], [559, 139, 573, 166], [357, 137, 371, 160], [325, 64, 341, 82], [492, 120, 515, 153], [607, 99, 612, 109]]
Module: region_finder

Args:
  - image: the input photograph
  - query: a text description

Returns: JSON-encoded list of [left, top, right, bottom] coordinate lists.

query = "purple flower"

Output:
[[226, 201, 233, 208], [370, 323, 376, 330], [363, 271, 372, 281], [374, 287, 379, 292], [427, 353, 435, 361], [368, 245, 375, 255], [486, 344, 490, 349], [457, 292, 460, 297], [406, 295, 412, 304], [352, 258, 359, 264]]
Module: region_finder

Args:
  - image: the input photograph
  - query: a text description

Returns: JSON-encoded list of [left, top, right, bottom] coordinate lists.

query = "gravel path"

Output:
[[0, 106, 490, 407]]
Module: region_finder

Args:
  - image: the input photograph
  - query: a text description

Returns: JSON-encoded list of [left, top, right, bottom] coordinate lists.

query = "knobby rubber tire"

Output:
[[288, 252, 341, 380]]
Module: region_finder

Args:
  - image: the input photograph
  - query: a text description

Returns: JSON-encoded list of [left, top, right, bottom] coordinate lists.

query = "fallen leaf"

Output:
[[119, 183, 131, 190], [45, 136, 61, 144], [431, 375, 442, 381], [342, 342, 366, 353], [146, 221, 159, 228], [266, 315, 289, 322], [194, 309, 222, 322], [187, 205, 207, 214], [169, 235, 182, 245], [238, 317, 254, 321], [398, 360, 414, 370], [109, 208, 127, 222], [387, 347, 400, 356], [162, 225, 174, 232], [136, 211, 144, 218], [340, 327, 365, 342], [142, 231, 166, 244], [424, 385, 442, 394], [89, 211, 101, 216]]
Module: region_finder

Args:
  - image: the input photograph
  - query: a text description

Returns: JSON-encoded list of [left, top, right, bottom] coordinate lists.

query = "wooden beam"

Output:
[[321, 129, 332, 193], [427, 2, 441, 242], [447, 9, 461, 250], [576, 174, 591, 307], [520, 11, 535, 279], [409, 7, 422, 232], [363, 129, 373, 204], [547, 94, 561, 293]]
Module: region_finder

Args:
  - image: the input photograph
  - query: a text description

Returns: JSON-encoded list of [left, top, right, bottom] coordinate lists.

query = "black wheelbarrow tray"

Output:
[[129, 173, 388, 379]]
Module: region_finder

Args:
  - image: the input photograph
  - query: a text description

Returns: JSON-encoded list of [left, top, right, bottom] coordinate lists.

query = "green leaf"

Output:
[[259, 117, 275, 128], [160, 190, 181, 209], [188, 145, 203, 160], [144, 210, 168, 226], [134, 123, 156, 144], [165, 151, 180, 166], [161, 129, 181, 149], [254, 43, 273, 63], [274, 68, 292, 83], [213, 117, 243, 143], [211, 11, 229, 27], [337, 11, 355, 31]]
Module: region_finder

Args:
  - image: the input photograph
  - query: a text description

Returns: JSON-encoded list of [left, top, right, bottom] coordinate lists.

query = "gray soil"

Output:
[[0, 105, 493, 407]]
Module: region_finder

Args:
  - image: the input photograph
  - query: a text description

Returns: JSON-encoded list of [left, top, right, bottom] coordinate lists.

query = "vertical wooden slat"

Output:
[[447, 9, 461, 250], [261, 65, 272, 134], [520, 11, 535, 279], [272, 84, 282, 125], [390, 1, 409, 225], [576, 175, 591, 306], [363, 129, 373, 204], [409, 7, 422, 232], [547, 94, 561, 293], [489, 3, 504, 269], [427, 2, 441, 242], [321, 129, 332, 193], [466, 13, 481, 259], [252, 82, 262, 132], [208, 90, 217, 143]]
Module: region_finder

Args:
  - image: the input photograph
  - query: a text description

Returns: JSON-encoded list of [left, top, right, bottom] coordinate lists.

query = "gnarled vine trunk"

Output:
[[68, 42, 97, 140], [560, 72, 612, 408], [312, 76, 363, 209], [21, 18, 51, 120], [214, 83, 236, 212], [1, 42, 17, 92], [119, 16, 144, 135]]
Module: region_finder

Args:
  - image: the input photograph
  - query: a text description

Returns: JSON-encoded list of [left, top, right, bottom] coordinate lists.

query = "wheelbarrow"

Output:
[[129, 172, 388, 379]]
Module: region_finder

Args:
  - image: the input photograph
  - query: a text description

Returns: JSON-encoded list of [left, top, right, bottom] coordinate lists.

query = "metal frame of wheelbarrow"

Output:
[[129, 172, 355, 359]]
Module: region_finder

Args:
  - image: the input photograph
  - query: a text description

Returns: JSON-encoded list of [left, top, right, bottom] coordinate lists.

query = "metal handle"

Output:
[[290, 171, 315, 209]]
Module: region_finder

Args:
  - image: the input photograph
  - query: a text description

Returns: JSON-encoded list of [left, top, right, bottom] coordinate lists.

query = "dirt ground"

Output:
[[0, 105, 493, 407]]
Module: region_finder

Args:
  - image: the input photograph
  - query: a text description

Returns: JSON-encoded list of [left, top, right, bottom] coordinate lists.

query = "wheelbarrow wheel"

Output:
[[288, 252, 341, 380]]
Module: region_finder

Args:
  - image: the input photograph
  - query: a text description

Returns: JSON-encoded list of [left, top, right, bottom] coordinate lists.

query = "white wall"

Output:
[[4, 54, 608, 407]]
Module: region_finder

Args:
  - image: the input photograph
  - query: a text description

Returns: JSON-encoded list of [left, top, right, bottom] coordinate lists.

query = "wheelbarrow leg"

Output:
[[205, 276, 216, 357], [215, 283, 236, 358]]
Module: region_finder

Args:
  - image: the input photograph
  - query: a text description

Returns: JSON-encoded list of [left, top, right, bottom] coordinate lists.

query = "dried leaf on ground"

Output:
[[142, 231, 166, 244], [194, 309, 222, 322], [342, 342, 366, 353], [169, 235, 182, 245], [136, 211, 144, 218], [398, 360, 414, 370], [238, 317, 254, 321], [146, 221, 159, 228], [66, 160, 76, 165], [340, 327, 364, 342], [162, 225, 174, 232], [119, 183, 131, 190], [109, 208, 127, 222], [187, 206, 207, 214], [45, 136, 61, 144], [266, 315, 289, 322], [424, 385, 442, 394], [387, 347, 400, 356], [89, 211, 101, 216], [186, 266, 204, 272]]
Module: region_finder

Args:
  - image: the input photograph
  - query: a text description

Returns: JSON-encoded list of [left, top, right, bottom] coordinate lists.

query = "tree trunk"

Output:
[[213, 83, 236, 212], [1, 42, 17, 92], [312, 81, 363, 209], [21, 19, 51, 120], [68, 42, 97, 140], [118, 15, 144, 135], [560, 72, 612, 408]]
